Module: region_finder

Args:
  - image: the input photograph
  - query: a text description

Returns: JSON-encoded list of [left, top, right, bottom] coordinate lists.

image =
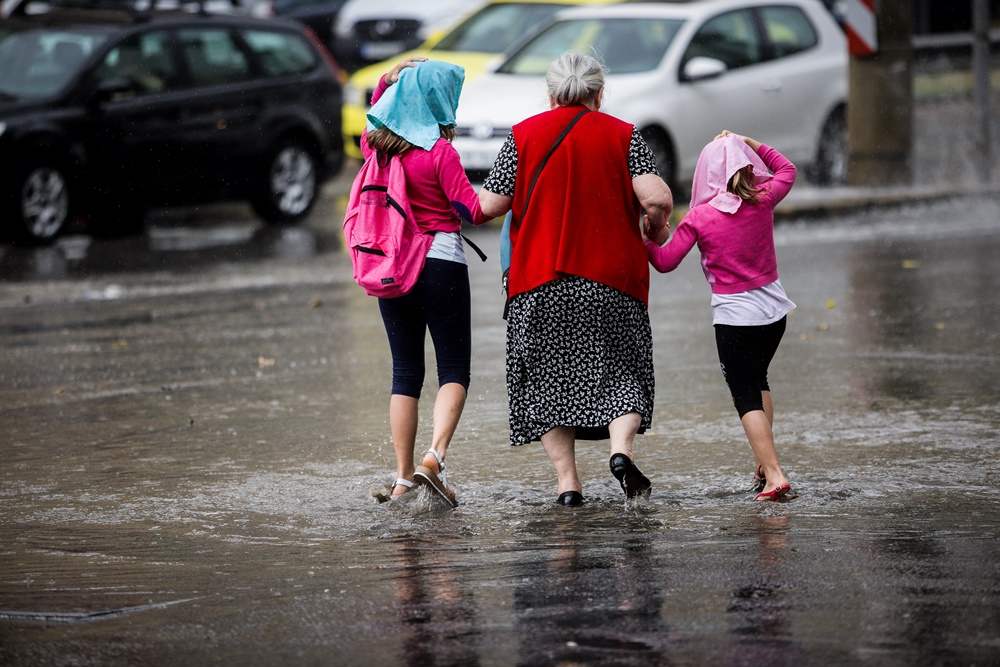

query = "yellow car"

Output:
[[341, 0, 625, 159]]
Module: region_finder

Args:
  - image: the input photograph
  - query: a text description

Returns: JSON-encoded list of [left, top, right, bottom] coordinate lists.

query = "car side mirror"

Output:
[[682, 57, 727, 82]]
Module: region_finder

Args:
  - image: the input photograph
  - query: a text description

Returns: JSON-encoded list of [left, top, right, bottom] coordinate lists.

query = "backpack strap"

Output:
[[461, 234, 487, 262]]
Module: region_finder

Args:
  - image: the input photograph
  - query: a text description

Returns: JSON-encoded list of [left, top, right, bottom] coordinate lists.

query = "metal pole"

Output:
[[972, 0, 992, 184]]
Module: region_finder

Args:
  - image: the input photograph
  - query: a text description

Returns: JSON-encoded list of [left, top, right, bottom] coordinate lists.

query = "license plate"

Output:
[[360, 41, 404, 60], [461, 149, 499, 170]]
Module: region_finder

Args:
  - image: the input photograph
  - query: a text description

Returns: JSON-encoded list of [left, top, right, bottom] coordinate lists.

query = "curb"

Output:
[[774, 183, 1000, 221]]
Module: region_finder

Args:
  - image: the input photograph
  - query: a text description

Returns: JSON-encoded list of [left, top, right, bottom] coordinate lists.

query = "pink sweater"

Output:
[[645, 144, 795, 294], [361, 75, 489, 231]]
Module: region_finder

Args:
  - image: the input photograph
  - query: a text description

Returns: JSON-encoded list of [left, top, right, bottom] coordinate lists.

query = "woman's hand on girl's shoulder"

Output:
[[387, 56, 429, 84]]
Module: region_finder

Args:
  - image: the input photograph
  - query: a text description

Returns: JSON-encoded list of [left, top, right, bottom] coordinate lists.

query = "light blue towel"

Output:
[[367, 61, 465, 152]]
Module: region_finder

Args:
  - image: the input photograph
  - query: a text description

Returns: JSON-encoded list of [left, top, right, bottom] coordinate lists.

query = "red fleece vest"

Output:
[[508, 105, 649, 304]]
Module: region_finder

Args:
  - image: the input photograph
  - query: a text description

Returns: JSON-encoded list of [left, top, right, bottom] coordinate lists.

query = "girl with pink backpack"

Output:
[[360, 57, 491, 507]]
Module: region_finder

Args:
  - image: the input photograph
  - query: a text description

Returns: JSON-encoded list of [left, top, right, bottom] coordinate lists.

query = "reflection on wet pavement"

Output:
[[1, 196, 999, 665]]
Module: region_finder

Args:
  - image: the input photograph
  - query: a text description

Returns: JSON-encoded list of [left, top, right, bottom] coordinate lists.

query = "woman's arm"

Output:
[[479, 132, 517, 219], [633, 173, 673, 245], [480, 190, 513, 219]]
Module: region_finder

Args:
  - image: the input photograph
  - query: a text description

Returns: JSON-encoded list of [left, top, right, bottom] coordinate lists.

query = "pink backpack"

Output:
[[343, 151, 433, 298]]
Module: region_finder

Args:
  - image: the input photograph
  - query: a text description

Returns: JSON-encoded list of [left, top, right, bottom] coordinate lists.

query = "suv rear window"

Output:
[[242, 29, 317, 76]]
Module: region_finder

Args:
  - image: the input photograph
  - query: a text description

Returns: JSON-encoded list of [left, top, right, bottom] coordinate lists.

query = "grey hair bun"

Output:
[[546, 51, 606, 107]]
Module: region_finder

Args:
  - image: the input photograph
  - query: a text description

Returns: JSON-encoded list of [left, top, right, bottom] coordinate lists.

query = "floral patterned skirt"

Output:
[[506, 276, 654, 446]]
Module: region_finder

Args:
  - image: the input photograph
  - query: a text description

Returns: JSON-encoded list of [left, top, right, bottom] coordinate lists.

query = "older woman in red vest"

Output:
[[479, 51, 673, 507]]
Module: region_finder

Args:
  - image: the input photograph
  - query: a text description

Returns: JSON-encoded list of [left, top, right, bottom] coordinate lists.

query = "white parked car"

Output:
[[332, 0, 484, 71], [454, 0, 849, 191]]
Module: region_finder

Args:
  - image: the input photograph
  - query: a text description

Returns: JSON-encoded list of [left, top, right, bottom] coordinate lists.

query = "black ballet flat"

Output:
[[609, 454, 652, 499], [556, 490, 584, 507]]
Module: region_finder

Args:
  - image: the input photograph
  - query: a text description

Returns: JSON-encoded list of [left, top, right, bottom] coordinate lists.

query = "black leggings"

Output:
[[378, 258, 471, 399], [714, 317, 787, 418]]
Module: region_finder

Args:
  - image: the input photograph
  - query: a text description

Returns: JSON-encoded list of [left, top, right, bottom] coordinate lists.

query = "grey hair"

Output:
[[546, 51, 606, 107]]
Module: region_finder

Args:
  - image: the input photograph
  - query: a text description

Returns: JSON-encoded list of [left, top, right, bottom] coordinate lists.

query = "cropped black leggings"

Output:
[[714, 317, 787, 418], [378, 258, 471, 399]]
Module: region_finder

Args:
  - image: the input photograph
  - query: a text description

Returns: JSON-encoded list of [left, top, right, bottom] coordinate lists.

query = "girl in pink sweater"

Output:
[[644, 131, 795, 501], [363, 57, 491, 508]]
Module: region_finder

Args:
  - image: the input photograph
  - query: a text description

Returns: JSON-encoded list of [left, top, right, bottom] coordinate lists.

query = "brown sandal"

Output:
[[414, 449, 458, 508]]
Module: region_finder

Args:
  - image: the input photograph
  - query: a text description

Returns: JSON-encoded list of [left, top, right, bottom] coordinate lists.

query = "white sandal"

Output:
[[414, 449, 458, 508], [392, 477, 415, 494], [376, 477, 415, 504]]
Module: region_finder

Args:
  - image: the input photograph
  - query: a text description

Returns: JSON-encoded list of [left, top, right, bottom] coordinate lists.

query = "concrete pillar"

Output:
[[848, 0, 915, 186]]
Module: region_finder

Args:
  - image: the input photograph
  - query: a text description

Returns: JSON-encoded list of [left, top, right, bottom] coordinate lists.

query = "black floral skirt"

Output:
[[506, 276, 654, 446]]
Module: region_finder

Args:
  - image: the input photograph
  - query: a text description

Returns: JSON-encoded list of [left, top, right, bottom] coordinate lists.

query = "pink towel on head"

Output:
[[690, 134, 770, 213]]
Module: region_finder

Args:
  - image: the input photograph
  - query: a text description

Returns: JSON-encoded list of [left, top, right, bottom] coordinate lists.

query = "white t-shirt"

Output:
[[426, 231, 467, 264], [711, 279, 795, 326]]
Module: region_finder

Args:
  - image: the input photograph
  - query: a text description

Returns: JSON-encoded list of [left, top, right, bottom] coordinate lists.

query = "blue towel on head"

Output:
[[367, 61, 465, 152]]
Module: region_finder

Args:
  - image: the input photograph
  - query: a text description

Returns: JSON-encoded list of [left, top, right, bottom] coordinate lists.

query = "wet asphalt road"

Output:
[[1, 183, 999, 665]]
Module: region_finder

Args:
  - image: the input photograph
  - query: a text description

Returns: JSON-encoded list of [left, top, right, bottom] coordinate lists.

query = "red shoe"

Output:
[[751, 465, 766, 493], [754, 483, 791, 501]]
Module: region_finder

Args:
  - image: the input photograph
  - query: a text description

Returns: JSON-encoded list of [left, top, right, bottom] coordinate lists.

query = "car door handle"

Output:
[[760, 79, 782, 93]]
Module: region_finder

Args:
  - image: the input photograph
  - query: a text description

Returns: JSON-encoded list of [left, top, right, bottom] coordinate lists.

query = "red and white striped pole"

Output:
[[844, 0, 878, 57]]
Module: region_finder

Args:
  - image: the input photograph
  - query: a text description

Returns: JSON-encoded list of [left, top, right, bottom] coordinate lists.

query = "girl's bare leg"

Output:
[[741, 407, 788, 494], [419, 382, 467, 472], [390, 394, 419, 496]]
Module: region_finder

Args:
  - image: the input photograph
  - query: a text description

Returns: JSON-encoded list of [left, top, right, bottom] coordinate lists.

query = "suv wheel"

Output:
[[12, 161, 71, 244], [252, 139, 319, 223]]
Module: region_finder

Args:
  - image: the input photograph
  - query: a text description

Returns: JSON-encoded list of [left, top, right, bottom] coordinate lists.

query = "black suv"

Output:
[[0, 2, 345, 243]]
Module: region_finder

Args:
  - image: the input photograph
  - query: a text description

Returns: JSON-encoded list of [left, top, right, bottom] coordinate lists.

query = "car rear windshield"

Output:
[[0, 26, 113, 99], [498, 17, 682, 75]]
